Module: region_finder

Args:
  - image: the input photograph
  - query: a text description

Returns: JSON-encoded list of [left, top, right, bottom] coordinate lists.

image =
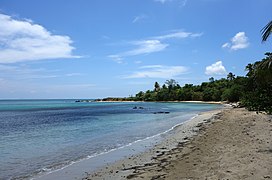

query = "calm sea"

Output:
[[0, 99, 221, 179]]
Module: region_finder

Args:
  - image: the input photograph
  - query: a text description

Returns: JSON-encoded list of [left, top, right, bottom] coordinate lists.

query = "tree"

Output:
[[245, 63, 254, 77], [165, 79, 178, 88], [246, 53, 272, 85], [242, 53, 272, 114], [182, 84, 193, 101], [209, 77, 215, 83], [162, 84, 167, 89], [135, 91, 144, 101], [192, 92, 203, 101], [258, 52, 272, 70], [227, 72, 235, 81], [202, 88, 213, 101], [144, 90, 155, 101], [154, 82, 160, 92], [261, 20, 272, 42], [222, 85, 242, 102], [165, 79, 178, 92]]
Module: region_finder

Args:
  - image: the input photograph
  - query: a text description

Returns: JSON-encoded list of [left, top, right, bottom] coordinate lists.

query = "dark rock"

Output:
[[153, 111, 170, 114]]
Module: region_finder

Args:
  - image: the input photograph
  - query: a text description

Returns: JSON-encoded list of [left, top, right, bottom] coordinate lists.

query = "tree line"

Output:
[[128, 52, 271, 114], [133, 74, 243, 102], [99, 21, 272, 114]]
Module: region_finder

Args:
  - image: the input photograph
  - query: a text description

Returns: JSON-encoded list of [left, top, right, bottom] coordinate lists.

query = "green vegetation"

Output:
[[98, 52, 272, 114], [261, 20, 272, 42], [132, 74, 247, 103], [98, 21, 272, 114], [98, 52, 271, 114], [241, 53, 272, 114]]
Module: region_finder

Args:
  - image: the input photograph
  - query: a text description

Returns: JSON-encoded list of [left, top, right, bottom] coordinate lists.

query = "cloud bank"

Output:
[[0, 13, 79, 63]]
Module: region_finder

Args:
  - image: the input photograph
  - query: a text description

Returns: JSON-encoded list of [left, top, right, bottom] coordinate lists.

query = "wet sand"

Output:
[[85, 108, 272, 180]]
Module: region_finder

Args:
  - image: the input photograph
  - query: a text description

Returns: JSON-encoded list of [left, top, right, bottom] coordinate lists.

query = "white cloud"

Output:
[[154, 0, 187, 6], [0, 64, 84, 81], [222, 32, 249, 50], [109, 30, 201, 63], [0, 13, 79, 63], [205, 61, 227, 76], [222, 43, 230, 48], [108, 55, 124, 64], [132, 14, 147, 23], [156, 30, 202, 40], [125, 40, 168, 56], [154, 0, 170, 3], [65, 73, 84, 77], [123, 65, 188, 79], [109, 40, 168, 62], [0, 64, 59, 80]]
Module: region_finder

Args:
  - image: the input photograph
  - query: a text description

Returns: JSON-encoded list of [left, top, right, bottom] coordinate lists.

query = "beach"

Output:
[[1, 100, 221, 179], [85, 108, 272, 179]]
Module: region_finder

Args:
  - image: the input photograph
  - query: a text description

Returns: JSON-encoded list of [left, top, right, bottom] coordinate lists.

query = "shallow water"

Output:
[[0, 100, 221, 179]]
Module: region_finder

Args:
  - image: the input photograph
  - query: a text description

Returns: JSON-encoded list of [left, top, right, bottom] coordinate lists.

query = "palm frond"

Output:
[[261, 21, 272, 42], [258, 53, 272, 69]]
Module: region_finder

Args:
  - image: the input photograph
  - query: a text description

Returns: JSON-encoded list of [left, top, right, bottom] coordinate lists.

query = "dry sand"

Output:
[[85, 108, 272, 180]]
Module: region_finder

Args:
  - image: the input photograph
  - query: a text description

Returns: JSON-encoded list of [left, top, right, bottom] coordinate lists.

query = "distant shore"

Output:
[[79, 98, 226, 104], [85, 108, 272, 179]]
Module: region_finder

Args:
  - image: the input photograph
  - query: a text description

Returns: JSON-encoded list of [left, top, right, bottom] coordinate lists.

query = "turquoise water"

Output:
[[0, 100, 221, 179]]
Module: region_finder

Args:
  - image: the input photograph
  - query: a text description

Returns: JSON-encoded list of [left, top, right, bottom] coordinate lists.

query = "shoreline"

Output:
[[94, 100, 225, 104], [36, 105, 224, 180], [85, 107, 272, 179], [84, 108, 225, 179]]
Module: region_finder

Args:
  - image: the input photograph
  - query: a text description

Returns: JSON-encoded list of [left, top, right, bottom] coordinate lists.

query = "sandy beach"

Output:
[[85, 107, 272, 180]]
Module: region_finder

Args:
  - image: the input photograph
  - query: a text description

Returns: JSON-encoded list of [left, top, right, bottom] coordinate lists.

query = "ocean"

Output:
[[0, 99, 221, 179]]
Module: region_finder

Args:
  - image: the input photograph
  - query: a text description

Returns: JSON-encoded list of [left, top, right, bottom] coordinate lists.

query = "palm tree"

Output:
[[261, 20, 272, 42], [227, 72, 235, 81], [245, 63, 255, 77], [259, 22, 272, 73], [258, 52, 272, 70]]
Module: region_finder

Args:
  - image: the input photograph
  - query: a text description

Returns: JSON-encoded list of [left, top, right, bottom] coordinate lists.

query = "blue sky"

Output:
[[0, 0, 271, 99]]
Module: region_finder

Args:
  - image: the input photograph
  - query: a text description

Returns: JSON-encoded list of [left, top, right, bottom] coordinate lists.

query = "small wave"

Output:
[[35, 113, 199, 179]]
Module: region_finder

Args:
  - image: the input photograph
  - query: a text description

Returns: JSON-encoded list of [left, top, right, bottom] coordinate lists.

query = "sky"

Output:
[[0, 0, 271, 99]]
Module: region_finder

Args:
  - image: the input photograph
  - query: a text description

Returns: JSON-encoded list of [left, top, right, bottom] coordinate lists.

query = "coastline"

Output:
[[85, 107, 272, 179], [36, 103, 224, 180], [94, 100, 225, 104], [84, 108, 225, 179]]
